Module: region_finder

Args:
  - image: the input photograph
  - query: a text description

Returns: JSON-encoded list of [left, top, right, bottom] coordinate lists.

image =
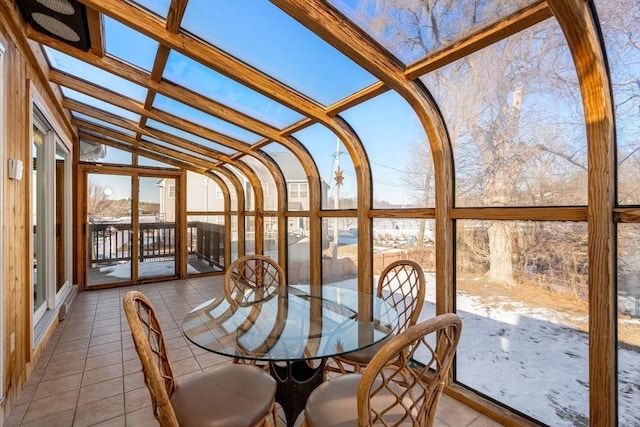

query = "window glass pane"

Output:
[[163, 50, 303, 128], [79, 140, 132, 164], [241, 155, 278, 211], [288, 217, 310, 286], [104, 16, 157, 72], [129, 0, 170, 18], [86, 173, 132, 286], [62, 87, 141, 122], [615, 224, 640, 426], [264, 216, 278, 262], [138, 177, 175, 280], [214, 172, 237, 211], [45, 47, 147, 102], [187, 214, 224, 274], [421, 20, 586, 207], [141, 136, 214, 164], [32, 125, 46, 313], [322, 217, 358, 286], [294, 124, 356, 210], [455, 220, 588, 425], [342, 91, 432, 208], [187, 172, 224, 212], [55, 143, 70, 293], [373, 218, 436, 320], [225, 165, 254, 211], [138, 156, 178, 168], [230, 215, 238, 262], [262, 144, 311, 212], [72, 112, 136, 137], [329, 0, 534, 64], [594, 0, 640, 204], [181, 0, 376, 106], [146, 119, 236, 155], [245, 216, 255, 254], [153, 94, 261, 143]]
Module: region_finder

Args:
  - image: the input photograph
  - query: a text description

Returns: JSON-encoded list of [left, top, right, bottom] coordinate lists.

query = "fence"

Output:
[[88, 221, 224, 268]]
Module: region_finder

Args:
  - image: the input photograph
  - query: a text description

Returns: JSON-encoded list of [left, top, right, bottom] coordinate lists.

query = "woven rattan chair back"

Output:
[[358, 313, 462, 426], [123, 291, 180, 426], [327, 259, 426, 374], [224, 255, 285, 306], [377, 259, 426, 335]]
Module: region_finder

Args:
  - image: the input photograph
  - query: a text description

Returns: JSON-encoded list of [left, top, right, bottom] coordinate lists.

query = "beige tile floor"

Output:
[[4, 277, 503, 427]]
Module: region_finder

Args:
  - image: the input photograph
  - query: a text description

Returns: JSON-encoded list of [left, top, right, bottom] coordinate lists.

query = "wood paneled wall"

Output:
[[0, 2, 75, 414]]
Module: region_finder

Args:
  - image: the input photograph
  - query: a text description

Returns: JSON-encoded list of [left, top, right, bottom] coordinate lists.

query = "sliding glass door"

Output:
[[85, 171, 179, 287], [86, 173, 133, 286]]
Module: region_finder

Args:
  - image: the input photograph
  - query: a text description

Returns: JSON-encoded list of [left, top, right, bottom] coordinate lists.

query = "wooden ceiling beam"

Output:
[[50, 70, 254, 154], [405, 0, 553, 80], [29, 28, 284, 140], [78, 0, 326, 118], [78, 121, 220, 170], [85, 7, 104, 57], [70, 107, 233, 163], [75, 118, 231, 165], [79, 131, 202, 172]]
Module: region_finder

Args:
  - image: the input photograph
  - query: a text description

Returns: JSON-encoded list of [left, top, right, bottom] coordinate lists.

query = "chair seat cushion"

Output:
[[304, 373, 412, 427], [339, 333, 394, 363], [170, 364, 276, 427]]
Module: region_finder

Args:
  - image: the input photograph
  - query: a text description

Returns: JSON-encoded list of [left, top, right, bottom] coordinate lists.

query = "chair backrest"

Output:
[[357, 313, 462, 426], [123, 291, 180, 427], [224, 255, 285, 306], [377, 260, 426, 335]]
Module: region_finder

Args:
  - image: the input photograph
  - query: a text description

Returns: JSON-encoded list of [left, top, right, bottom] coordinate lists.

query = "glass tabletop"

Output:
[[182, 285, 399, 362]]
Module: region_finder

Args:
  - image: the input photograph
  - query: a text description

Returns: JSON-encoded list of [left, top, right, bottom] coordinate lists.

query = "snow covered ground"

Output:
[[99, 260, 199, 278], [329, 273, 640, 426]]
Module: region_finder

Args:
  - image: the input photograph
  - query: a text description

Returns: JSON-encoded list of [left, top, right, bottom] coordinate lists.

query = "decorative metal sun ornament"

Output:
[[334, 167, 344, 187]]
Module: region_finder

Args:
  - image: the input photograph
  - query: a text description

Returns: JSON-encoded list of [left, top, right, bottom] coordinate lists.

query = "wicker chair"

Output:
[[327, 259, 426, 374], [224, 255, 285, 306], [224, 255, 285, 370], [303, 313, 462, 427], [123, 291, 278, 427]]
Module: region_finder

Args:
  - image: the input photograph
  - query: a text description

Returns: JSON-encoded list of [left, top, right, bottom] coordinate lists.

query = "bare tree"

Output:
[[357, 0, 587, 286], [87, 180, 114, 223]]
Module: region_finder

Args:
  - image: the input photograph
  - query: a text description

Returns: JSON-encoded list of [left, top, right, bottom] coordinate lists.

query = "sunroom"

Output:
[[0, 0, 638, 426]]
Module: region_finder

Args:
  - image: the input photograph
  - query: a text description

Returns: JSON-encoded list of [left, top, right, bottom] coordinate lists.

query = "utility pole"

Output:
[[332, 138, 343, 259]]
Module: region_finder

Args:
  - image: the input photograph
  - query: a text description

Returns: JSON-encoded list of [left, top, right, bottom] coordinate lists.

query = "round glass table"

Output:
[[182, 284, 398, 426]]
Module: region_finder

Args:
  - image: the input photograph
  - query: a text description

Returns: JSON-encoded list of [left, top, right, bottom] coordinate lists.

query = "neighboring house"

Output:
[[157, 152, 329, 234]]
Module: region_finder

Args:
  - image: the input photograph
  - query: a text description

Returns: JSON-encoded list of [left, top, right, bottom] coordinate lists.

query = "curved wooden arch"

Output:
[[545, 2, 616, 423], [273, 0, 454, 313]]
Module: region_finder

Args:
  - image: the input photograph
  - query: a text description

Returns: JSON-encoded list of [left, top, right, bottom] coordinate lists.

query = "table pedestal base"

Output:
[[270, 359, 325, 427]]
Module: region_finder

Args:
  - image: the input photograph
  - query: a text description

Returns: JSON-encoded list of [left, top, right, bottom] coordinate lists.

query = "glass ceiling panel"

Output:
[[225, 164, 255, 211], [181, 0, 377, 106], [595, 0, 640, 206], [163, 50, 303, 128], [72, 112, 136, 137], [262, 143, 308, 183], [128, 0, 170, 18], [342, 91, 432, 209], [138, 155, 178, 169], [294, 124, 357, 210], [422, 19, 586, 209], [44, 47, 148, 101], [241, 155, 278, 211], [153, 94, 261, 143], [329, 0, 534, 64], [145, 119, 236, 155], [61, 87, 141, 122], [104, 16, 158, 72], [141, 136, 216, 164], [214, 172, 238, 211], [79, 138, 132, 164]]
